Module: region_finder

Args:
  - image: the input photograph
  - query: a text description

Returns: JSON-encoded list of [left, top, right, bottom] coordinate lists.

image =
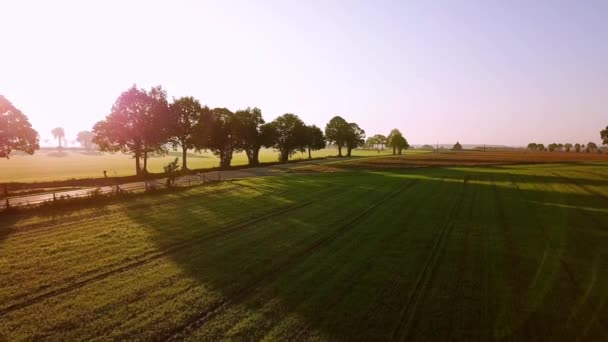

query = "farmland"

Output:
[[1, 154, 607, 341], [0, 148, 399, 183]]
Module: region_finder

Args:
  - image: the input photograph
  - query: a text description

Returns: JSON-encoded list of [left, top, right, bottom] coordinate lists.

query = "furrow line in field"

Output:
[[492, 174, 541, 341], [0, 200, 315, 317], [391, 176, 468, 342], [445, 175, 477, 339], [161, 180, 419, 342], [509, 173, 608, 337]]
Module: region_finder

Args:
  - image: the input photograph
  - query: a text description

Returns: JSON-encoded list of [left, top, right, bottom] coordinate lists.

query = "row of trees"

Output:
[[91, 86, 379, 175], [527, 142, 600, 153], [363, 129, 410, 155]]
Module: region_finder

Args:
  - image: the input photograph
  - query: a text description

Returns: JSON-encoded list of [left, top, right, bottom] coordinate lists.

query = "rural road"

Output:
[[3, 157, 355, 208]]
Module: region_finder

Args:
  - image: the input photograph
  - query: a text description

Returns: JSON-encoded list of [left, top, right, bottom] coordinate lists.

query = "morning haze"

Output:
[[1, 0, 606, 146]]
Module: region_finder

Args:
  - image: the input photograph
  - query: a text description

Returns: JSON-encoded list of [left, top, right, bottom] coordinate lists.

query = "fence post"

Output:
[[53, 192, 56, 202], [5, 198, 9, 210]]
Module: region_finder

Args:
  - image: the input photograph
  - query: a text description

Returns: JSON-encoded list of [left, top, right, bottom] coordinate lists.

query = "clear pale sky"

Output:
[[1, 0, 606, 146]]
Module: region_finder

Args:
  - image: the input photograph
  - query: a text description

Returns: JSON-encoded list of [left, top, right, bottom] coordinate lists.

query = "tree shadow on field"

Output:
[[1, 165, 607, 340], [114, 165, 608, 340]]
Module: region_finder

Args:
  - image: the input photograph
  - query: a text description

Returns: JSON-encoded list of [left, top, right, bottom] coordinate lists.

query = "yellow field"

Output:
[[0, 148, 400, 183]]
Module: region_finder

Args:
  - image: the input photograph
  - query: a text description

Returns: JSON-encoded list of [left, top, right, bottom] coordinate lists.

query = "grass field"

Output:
[[1, 155, 607, 341], [0, 148, 400, 183]]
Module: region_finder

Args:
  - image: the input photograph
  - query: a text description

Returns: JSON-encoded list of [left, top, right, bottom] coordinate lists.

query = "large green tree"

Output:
[[266, 113, 307, 163], [205, 108, 238, 169], [387, 129, 409, 155], [168, 96, 210, 170], [305, 125, 326, 159], [345, 123, 365, 157], [233, 107, 266, 166], [324, 116, 350, 157], [92, 85, 170, 176], [0, 95, 39, 158]]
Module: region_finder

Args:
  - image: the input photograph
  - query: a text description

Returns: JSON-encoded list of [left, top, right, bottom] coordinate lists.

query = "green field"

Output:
[[1, 160, 607, 340], [0, 148, 399, 183]]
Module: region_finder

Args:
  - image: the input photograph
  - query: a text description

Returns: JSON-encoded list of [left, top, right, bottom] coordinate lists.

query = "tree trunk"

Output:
[[280, 149, 289, 163], [143, 151, 148, 174], [182, 146, 188, 170], [338, 145, 343, 157], [135, 153, 141, 176], [346, 148, 352, 157], [251, 148, 260, 166], [308, 147, 312, 159], [392, 146, 396, 155]]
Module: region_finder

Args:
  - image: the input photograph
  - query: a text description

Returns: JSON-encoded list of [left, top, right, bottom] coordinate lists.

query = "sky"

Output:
[[1, 0, 607, 146]]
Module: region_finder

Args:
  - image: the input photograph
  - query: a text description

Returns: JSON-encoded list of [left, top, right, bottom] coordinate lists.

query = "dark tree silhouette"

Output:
[[527, 143, 538, 151], [92, 85, 170, 176], [205, 108, 238, 169], [305, 125, 326, 159], [0, 95, 39, 158], [51, 127, 65, 148], [266, 113, 307, 163], [601, 126, 608, 147], [564, 143, 572, 152], [76, 131, 95, 150], [168, 96, 210, 170], [325, 116, 350, 157], [452, 142, 463, 151], [386, 129, 404, 155], [233, 107, 266, 166], [574, 143, 581, 152], [345, 123, 365, 157], [586, 142, 598, 152]]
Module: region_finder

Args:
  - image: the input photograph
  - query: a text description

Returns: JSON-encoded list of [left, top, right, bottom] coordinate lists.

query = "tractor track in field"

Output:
[[287, 186, 428, 341], [159, 180, 419, 342], [391, 176, 469, 342], [444, 175, 477, 340], [509, 173, 608, 338], [0, 200, 316, 318], [492, 174, 542, 341]]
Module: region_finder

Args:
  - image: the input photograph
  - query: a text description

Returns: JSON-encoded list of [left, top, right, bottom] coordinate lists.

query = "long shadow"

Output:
[[119, 167, 608, 340], [2, 166, 608, 340]]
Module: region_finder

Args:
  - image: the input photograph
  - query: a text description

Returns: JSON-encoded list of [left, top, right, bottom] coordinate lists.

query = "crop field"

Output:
[[0, 148, 401, 183], [1, 157, 608, 340]]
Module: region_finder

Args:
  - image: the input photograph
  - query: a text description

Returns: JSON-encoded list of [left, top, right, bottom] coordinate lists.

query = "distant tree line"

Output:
[[527, 142, 600, 153]]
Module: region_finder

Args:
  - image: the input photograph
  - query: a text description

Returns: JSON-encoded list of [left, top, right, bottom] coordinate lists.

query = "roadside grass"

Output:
[[0, 162, 607, 340], [0, 148, 408, 183]]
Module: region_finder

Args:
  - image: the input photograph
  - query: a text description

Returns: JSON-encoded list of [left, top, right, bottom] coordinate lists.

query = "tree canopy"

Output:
[[92, 85, 170, 175], [387, 129, 409, 155], [266, 113, 307, 163], [168, 96, 209, 170], [453, 142, 463, 151], [0, 95, 39, 158], [324, 116, 350, 157], [51, 127, 65, 148], [305, 125, 326, 159], [601, 126, 608, 146], [233, 107, 266, 166], [345, 123, 365, 157], [76, 131, 95, 150], [205, 108, 238, 169]]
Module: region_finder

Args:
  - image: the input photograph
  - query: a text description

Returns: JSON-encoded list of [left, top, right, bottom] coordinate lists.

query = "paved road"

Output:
[[3, 157, 353, 208]]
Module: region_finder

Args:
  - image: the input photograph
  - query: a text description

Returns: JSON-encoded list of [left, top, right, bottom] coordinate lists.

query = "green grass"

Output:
[[1, 162, 607, 340], [0, 148, 402, 183]]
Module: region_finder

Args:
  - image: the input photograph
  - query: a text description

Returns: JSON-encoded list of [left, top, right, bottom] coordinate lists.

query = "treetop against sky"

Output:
[[1, 0, 607, 145]]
